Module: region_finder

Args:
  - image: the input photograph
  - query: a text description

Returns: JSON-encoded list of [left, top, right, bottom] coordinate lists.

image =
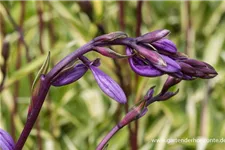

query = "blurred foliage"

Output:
[[0, 1, 225, 150]]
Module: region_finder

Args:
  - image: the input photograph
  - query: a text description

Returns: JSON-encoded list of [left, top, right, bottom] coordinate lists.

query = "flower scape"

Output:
[[1, 30, 217, 150]]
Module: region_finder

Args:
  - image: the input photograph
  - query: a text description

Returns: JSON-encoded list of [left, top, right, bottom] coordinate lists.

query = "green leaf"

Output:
[[31, 51, 50, 91]]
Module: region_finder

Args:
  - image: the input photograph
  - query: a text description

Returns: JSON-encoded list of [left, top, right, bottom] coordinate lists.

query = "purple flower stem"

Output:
[[15, 37, 139, 150], [46, 41, 94, 80], [16, 42, 95, 150], [96, 125, 120, 150], [15, 77, 50, 150]]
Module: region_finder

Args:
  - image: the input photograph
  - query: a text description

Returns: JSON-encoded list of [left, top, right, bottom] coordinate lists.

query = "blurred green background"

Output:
[[0, 1, 225, 150]]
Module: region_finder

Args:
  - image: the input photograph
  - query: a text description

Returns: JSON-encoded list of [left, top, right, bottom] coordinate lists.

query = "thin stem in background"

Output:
[[4, 2, 41, 148], [184, 1, 193, 57], [36, 2, 46, 149], [118, 1, 135, 149], [200, 80, 210, 137], [11, 1, 26, 141], [136, 1, 143, 37], [118, 1, 125, 31], [2, 3, 33, 92], [132, 1, 143, 150], [0, 13, 8, 91], [45, 2, 56, 136], [36, 1, 45, 55]]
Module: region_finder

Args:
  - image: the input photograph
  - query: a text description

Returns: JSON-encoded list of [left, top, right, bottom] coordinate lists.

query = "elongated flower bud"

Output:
[[0, 128, 15, 150], [136, 29, 170, 43], [126, 47, 163, 77], [93, 31, 127, 42], [89, 65, 127, 104], [151, 38, 177, 54], [118, 100, 146, 128], [144, 86, 155, 101], [157, 89, 179, 101], [52, 63, 88, 86], [135, 45, 167, 67], [94, 46, 131, 59], [158, 55, 181, 73], [161, 76, 181, 94]]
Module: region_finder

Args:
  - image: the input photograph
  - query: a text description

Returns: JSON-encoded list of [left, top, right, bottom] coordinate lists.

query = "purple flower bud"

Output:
[[89, 65, 127, 104], [161, 76, 181, 94], [197, 67, 217, 75], [0, 128, 15, 150], [94, 46, 132, 59], [181, 59, 218, 79], [177, 61, 196, 76], [152, 89, 179, 102], [135, 45, 167, 67], [52, 63, 88, 86], [157, 89, 179, 101], [171, 52, 189, 60], [136, 29, 170, 43], [171, 72, 194, 80], [151, 39, 177, 54], [182, 59, 207, 68], [136, 107, 148, 119], [144, 86, 155, 101], [93, 31, 127, 42], [118, 100, 146, 127], [157, 54, 181, 73], [126, 47, 163, 77]]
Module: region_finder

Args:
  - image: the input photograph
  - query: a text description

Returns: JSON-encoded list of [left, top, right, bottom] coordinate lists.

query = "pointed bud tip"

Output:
[[93, 31, 128, 42], [136, 29, 170, 43]]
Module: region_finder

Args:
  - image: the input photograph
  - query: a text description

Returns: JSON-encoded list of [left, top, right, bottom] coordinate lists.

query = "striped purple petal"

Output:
[[136, 29, 170, 43], [52, 63, 88, 86], [155, 54, 181, 73], [89, 66, 127, 104], [152, 39, 177, 54], [0, 129, 15, 150], [134, 45, 167, 67], [126, 47, 163, 77]]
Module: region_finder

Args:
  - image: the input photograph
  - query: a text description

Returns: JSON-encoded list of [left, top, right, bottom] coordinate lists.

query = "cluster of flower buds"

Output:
[[51, 56, 127, 104], [5, 30, 217, 150], [46, 29, 217, 105], [126, 29, 217, 80]]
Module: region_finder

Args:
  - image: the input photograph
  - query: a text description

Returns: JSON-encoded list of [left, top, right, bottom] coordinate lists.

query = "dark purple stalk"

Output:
[[15, 36, 137, 149], [96, 126, 120, 150], [97, 90, 162, 150], [15, 41, 95, 149], [16, 36, 140, 149], [15, 77, 50, 150]]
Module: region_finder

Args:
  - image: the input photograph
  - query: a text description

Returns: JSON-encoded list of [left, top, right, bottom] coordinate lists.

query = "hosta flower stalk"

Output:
[[12, 30, 217, 150]]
